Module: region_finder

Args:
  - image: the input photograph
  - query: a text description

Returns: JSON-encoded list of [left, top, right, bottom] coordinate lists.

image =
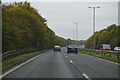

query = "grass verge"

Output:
[[2, 49, 48, 72], [79, 50, 120, 63]]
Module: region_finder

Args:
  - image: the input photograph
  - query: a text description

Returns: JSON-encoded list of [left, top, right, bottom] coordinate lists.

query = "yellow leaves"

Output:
[[4, 17, 12, 22], [9, 6, 18, 11], [3, 1, 69, 52], [85, 24, 119, 49]]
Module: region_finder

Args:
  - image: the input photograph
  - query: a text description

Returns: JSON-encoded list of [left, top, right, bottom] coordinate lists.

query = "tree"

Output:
[[3, 2, 70, 52], [85, 24, 119, 49]]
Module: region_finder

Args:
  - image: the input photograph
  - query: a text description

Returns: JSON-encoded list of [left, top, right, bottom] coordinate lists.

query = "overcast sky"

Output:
[[3, 0, 119, 40]]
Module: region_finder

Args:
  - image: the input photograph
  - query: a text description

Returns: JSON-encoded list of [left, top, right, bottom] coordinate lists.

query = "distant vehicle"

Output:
[[67, 45, 78, 54], [78, 45, 85, 49], [100, 44, 111, 50], [65, 45, 68, 47], [114, 47, 120, 51], [53, 45, 61, 51]]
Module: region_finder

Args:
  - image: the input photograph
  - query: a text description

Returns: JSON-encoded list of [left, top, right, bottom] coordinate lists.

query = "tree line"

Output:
[[85, 24, 120, 49], [2, 2, 71, 53]]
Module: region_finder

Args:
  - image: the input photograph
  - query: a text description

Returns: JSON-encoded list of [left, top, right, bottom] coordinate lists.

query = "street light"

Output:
[[72, 24, 75, 40], [88, 6, 100, 49], [0, 0, 1, 8], [73, 22, 80, 42]]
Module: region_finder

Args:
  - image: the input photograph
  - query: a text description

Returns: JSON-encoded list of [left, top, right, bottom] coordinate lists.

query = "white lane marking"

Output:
[[70, 60, 73, 63], [81, 54, 119, 65], [82, 73, 91, 80], [0, 53, 43, 78], [63, 53, 74, 64]]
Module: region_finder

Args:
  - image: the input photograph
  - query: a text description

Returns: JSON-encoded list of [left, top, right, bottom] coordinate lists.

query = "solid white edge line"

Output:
[[0, 53, 42, 78], [81, 54, 119, 65], [82, 73, 91, 80]]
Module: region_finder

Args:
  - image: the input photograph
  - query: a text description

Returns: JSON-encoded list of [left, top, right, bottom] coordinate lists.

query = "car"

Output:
[[65, 45, 68, 47], [114, 47, 120, 51], [67, 45, 78, 54], [53, 45, 61, 51], [100, 44, 111, 50]]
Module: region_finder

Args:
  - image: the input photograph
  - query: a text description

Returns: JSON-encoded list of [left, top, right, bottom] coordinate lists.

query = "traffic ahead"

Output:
[[2, 47, 118, 79]]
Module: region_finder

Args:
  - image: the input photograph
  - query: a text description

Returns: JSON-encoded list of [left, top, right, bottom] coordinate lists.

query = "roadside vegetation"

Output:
[[2, 50, 48, 72], [85, 24, 120, 49], [2, 1, 73, 73], [79, 50, 119, 63], [2, 2, 71, 53]]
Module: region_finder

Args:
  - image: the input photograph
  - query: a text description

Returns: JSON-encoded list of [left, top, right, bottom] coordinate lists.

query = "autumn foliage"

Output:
[[85, 24, 120, 49], [2, 2, 70, 52]]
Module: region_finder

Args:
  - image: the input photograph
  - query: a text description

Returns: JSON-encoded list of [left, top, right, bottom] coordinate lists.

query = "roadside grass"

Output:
[[2, 50, 48, 69], [79, 50, 120, 63]]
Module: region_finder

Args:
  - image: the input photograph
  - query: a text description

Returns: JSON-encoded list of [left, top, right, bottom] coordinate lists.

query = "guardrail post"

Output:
[[109, 54, 111, 57], [104, 53, 105, 55], [8, 54, 10, 60], [103, 53, 104, 55], [14, 53, 16, 57], [117, 55, 119, 58], [11, 53, 13, 58]]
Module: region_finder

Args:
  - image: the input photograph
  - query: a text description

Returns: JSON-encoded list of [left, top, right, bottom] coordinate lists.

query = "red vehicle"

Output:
[[100, 44, 111, 50]]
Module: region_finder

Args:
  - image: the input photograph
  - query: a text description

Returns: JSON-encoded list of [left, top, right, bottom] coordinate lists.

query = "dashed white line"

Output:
[[70, 60, 73, 63], [64, 54, 90, 79], [82, 73, 91, 80], [64, 55, 73, 64], [0, 53, 43, 78]]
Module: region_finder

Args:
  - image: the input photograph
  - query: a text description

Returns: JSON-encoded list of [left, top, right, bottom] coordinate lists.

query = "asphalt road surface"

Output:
[[2, 47, 119, 79]]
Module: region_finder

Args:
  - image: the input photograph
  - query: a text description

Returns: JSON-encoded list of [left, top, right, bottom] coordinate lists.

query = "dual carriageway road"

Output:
[[2, 47, 119, 79]]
